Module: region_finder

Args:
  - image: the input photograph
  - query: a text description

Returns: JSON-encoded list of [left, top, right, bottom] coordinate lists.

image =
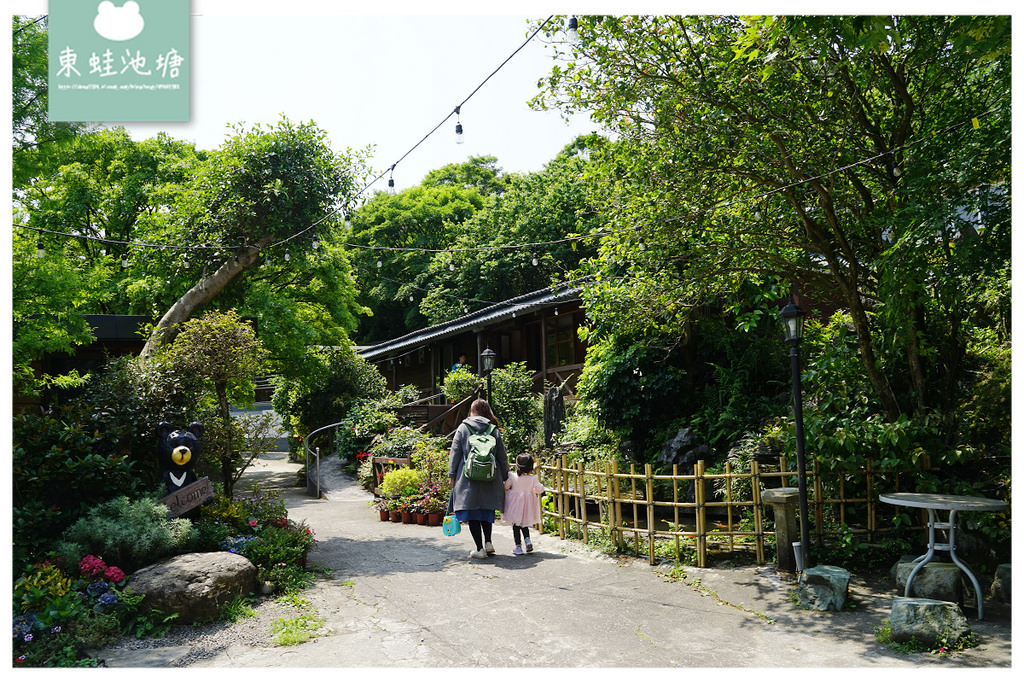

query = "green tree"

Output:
[[534, 15, 1010, 438], [348, 158, 493, 342], [160, 309, 269, 497], [11, 228, 111, 398], [139, 118, 368, 359], [12, 15, 92, 184], [417, 138, 602, 325]]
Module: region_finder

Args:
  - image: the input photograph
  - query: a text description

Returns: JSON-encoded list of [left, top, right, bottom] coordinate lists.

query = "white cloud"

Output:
[[93, 1, 145, 41]]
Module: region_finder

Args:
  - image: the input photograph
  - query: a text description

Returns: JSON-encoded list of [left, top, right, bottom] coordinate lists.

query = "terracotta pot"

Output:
[[427, 512, 443, 526], [379, 509, 389, 522], [389, 510, 401, 522], [401, 511, 412, 524], [414, 512, 427, 525]]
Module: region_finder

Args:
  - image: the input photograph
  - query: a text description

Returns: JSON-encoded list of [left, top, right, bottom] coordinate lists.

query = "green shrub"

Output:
[[489, 362, 543, 455], [61, 495, 193, 572], [441, 367, 481, 403], [12, 411, 143, 567], [380, 467, 426, 498]]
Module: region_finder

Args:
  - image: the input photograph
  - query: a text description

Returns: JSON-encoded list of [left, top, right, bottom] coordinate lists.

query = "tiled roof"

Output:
[[359, 281, 585, 362]]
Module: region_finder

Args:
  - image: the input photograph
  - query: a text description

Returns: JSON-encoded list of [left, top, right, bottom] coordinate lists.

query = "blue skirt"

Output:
[[454, 509, 496, 523]]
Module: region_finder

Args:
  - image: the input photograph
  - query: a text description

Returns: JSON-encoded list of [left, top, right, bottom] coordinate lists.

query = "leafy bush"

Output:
[[61, 495, 193, 572], [489, 362, 543, 455], [369, 426, 438, 462], [379, 467, 426, 498], [410, 438, 450, 484], [334, 397, 400, 461], [12, 411, 143, 567], [441, 367, 481, 402], [272, 345, 388, 452]]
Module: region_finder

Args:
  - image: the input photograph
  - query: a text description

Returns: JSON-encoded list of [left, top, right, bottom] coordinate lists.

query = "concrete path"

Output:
[[183, 452, 1012, 670]]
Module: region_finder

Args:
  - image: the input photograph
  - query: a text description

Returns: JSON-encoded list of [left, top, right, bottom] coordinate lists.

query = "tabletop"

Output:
[[879, 492, 1009, 512]]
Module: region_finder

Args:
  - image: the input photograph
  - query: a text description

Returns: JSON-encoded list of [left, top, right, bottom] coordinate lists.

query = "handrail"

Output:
[[419, 390, 479, 434]]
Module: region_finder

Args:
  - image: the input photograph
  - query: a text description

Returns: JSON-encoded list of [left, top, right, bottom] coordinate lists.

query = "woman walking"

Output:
[[448, 399, 510, 559]]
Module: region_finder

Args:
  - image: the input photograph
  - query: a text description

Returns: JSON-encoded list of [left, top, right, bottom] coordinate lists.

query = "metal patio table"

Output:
[[879, 492, 1008, 619]]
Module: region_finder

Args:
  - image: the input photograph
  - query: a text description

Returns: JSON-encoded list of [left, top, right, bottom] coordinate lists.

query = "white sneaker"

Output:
[[469, 549, 487, 559], [484, 542, 495, 556]]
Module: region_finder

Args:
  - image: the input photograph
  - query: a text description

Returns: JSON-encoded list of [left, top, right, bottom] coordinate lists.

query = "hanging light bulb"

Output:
[[312, 233, 320, 251], [754, 207, 762, 220], [454, 105, 464, 144], [449, 261, 456, 271], [409, 294, 414, 302], [567, 16, 579, 43], [554, 307, 560, 316], [344, 212, 352, 230], [36, 240, 44, 258], [284, 247, 291, 262], [182, 253, 190, 269], [376, 255, 383, 268], [532, 253, 539, 267], [121, 254, 129, 269], [388, 177, 395, 194]]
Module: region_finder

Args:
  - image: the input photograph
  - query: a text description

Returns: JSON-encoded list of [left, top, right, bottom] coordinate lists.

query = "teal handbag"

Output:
[[442, 491, 461, 536]]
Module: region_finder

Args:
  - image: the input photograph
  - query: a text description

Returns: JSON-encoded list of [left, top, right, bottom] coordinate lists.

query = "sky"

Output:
[[11, 0, 610, 194]]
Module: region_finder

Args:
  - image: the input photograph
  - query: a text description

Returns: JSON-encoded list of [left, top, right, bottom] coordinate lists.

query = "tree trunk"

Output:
[[139, 237, 272, 361]]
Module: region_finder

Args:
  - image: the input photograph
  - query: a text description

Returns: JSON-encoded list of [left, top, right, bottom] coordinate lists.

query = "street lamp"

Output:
[[780, 295, 810, 571], [480, 347, 497, 402]]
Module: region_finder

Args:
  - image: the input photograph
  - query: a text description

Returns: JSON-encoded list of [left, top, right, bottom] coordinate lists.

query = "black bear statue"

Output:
[[156, 421, 203, 496]]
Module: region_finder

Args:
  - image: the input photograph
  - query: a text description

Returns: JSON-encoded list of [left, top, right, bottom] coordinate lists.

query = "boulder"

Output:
[[988, 563, 1011, 603], [127, 551, 257, 624], [798, 565, 850, 611], [895, 561, 963, 604], [657, 427, 708, 468], [889, 597, 970, 647]]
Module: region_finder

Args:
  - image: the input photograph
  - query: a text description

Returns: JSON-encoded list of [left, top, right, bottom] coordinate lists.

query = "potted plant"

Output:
[[373, 498, 389, 522], [387, 497, 401, 522], [425, 495, 446, 526], [398, 496, 414, 524]]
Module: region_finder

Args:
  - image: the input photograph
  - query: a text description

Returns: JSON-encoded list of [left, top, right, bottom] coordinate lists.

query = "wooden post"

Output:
[[630, 463, 639, 556], [579, 460, 588, 544], [752, 460, 765, 565], [645, 463, 655, 565], [695, 460, 707, 568], [612, 460, 623, 551], [672, 463, 681, 561]]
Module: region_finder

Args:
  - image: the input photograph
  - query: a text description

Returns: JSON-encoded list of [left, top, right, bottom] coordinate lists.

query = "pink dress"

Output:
[[502, 472, 545, 527]]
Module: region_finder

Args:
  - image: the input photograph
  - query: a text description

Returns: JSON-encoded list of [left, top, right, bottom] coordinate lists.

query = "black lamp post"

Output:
[[780, 296, 810, 571], [480, 347, 497, 402]]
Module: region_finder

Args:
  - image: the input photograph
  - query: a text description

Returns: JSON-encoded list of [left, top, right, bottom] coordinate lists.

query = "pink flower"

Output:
[[104, 566, 126, 583], [248, 519, 258, 527], [79, 555, 107, 579]]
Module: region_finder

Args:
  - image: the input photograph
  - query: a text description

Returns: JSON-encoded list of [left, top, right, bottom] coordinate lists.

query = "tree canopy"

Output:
[[533, 15, 1011, 433]]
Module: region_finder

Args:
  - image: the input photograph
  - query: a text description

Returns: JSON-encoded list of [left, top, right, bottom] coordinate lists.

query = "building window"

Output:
[[546, 314, 576, 368]]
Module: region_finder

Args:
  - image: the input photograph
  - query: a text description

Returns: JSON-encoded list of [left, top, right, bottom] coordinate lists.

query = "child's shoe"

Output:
[[512, 545, 523, 555], [525, 540, 534, 553]]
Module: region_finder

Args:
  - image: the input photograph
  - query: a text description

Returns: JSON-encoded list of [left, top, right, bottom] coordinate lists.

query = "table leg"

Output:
[[946, 509, 986, 620], [904, 508, 937, 598]]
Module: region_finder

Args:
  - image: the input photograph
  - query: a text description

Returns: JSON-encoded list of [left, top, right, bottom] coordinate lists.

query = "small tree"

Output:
[[161, 309, 269, 497]]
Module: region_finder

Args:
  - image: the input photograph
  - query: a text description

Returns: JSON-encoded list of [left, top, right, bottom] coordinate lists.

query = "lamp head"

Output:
[[779, 298, 806, 343]]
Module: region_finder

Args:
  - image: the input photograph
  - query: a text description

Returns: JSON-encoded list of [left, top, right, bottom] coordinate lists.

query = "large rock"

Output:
[[656, 427, 708, 468], [889, 597, 970, 647], [988, 563, 1011, 603], [127, 551, 257, 624], [798, 565, 851, 611], [895, 561, 963, 604]]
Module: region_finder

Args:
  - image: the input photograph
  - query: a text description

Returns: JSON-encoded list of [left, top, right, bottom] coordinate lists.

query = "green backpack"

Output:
[[463, 423, 498, 482]]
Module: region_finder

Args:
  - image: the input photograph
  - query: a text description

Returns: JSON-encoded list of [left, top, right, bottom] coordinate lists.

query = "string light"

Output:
[[182, 253, 190, 269], [454, 106, 464, 144], [532, 253, 539, 266], [121, 254, 129, 269], [37, 240, 44, 258], [312, 233, 320, 251], [566, 16, 579, 43], [284, 247, 291, 262]]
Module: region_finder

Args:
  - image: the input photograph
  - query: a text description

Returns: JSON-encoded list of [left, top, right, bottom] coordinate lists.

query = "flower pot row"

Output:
[[378, 508, 443, 526]]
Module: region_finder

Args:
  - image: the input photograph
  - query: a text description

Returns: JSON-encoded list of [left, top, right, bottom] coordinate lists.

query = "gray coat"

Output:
[[448, 416, 509, 513]]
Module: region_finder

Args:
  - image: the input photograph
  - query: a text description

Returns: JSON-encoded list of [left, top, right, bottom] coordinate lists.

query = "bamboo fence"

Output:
[[535, 455, 920, 567]]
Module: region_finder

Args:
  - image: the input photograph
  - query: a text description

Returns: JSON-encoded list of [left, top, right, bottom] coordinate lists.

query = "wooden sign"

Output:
[[159, 476, 214, 517]]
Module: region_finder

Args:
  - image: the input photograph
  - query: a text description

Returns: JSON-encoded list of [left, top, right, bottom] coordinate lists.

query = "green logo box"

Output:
[[48, 0, 190, 122]]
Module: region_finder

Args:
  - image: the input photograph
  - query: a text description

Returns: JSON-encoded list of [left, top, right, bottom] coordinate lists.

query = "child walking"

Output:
[[503, 454, 545, 555]]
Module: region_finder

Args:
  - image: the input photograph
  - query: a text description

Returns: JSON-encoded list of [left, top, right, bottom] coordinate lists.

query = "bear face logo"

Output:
[[156, 421, 203, 493]]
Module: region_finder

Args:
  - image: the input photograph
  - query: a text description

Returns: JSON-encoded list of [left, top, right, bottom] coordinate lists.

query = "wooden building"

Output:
[[359, 283, 588, 401]]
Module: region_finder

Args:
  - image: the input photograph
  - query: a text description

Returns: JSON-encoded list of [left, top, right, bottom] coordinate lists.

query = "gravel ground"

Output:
[[96, 590, 313, 666]]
